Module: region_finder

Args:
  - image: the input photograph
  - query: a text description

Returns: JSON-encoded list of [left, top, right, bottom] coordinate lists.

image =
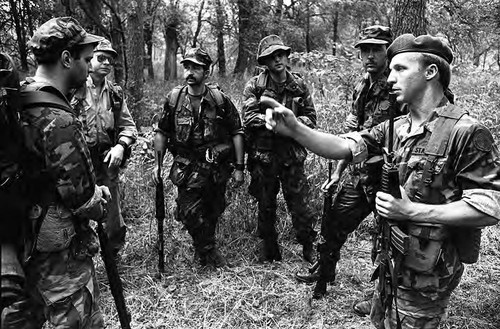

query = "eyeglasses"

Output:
[[96, 54, 116, 65]]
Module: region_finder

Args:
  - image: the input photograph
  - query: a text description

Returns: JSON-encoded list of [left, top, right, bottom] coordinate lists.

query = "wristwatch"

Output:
[[117, 140, 129, 150]]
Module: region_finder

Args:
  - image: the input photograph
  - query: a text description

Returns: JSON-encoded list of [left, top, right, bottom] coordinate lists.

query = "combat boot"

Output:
[[203, 247, 227, 268], [261, 238, 282, 262], [312, 279, 327, 299], [302, 241, 315, 264]]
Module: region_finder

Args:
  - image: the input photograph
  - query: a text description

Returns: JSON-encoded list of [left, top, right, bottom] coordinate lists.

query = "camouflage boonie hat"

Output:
[[180, 48, 212, 68], [28, 17, 102, 60], [257, 35, 291, 65], [355, 25, 392, 48], [94, 38, 117, 57], [387, 34, 453, 64]]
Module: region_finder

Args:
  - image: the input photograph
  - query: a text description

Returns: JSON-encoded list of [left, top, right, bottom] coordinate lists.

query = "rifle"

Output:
[[96, 221, 131, 329], [375, 94, 409, 329], [155, 151, 165, 273]]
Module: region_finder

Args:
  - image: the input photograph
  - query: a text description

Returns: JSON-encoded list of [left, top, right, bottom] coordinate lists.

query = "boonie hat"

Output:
[[257, 35, 291, 65], [28, 17, 102, 60], [94, 39, 118, 57], [354, 25, 392, 48], [180, 48, 212, 68], [387, 34, 453, 64]]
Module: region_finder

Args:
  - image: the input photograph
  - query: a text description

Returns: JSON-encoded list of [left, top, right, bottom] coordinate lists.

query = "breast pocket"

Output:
[[175, 117, 193, 143]]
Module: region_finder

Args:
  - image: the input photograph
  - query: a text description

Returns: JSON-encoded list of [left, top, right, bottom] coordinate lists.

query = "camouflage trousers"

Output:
[[93, 156, 126, 255], [3, 250, 103, 329], [170, 157, 231, 253], [247, 158, 316, 245], [370, 265, 464, 329], [317, 180, 375, 279]]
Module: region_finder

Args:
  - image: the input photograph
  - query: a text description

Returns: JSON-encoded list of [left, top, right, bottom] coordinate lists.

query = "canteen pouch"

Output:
[[451, 227, 481, 264], [36, 204, 75, 252], [169, 156, 192, 187], [403, 223, 448, 274]]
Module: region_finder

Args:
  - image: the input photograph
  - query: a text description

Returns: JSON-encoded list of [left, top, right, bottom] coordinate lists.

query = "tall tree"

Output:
[[8, 0, 30, 72], [127, 0, 145, 112], [214, 0, 227, 77], [233, 0, 262, 75], [163, 1, 181, 81], [392, 0, 427, 37], [192, 0, 205, 47], [144, 0, 162, 80]]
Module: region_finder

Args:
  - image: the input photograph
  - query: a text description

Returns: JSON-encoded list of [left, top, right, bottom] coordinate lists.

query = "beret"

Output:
[[355, 25, 392, 48], [387, 34, 453, 63]]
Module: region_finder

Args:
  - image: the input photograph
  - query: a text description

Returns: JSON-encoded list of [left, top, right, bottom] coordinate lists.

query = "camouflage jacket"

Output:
[[350, 71, 405, 131], [19, 79, 106, 304], [157, 83, 243, 156], [345, 105, 500, 296], [242, 69, 316, 164]]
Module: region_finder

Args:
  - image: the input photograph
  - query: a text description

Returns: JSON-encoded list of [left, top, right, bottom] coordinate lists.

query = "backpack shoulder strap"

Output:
[[206, 84, 225, 109], [20, 90, 72, 112], [168, 85, 187, 113], [417, 104, 468, 202]]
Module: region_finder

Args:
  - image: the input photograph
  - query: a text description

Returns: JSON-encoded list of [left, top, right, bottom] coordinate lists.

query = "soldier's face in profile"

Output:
[[359, 44, 387, 75], [264, 50, 288, 74], [183, 62, 207, 86], [69, 44, 95, 89], [388, 52, 427, 104]]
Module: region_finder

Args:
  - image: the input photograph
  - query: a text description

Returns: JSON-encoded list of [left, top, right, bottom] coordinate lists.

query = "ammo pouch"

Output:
[[450, 227, 482, 264], [403, 223, 448, 274], [35, 204, 75, 252]]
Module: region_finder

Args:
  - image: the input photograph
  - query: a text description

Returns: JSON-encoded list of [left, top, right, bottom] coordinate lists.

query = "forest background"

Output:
[[2, 0, 500, 328]]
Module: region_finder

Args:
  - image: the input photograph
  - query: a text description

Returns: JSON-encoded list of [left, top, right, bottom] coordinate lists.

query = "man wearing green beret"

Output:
[[2, 17, 109, 328], [264, 33, 500, 328]]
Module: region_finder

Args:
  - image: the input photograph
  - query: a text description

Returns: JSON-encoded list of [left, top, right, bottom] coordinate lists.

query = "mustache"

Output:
[[186, 75, 195, 80]]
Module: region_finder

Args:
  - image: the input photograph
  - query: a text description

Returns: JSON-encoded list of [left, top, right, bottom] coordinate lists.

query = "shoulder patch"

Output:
[[472, 128, 494, 152]]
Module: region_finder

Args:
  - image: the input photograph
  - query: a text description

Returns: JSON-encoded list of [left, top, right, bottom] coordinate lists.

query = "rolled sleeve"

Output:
[[116, 100, 138, 143], [341, 131, 368, 164], [462, 189, 500, 221]]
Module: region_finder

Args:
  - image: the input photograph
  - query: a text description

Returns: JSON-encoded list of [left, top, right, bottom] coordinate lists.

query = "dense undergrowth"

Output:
[[95, 54, 500, 328]]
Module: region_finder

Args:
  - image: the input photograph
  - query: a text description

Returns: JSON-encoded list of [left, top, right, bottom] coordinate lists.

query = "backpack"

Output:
[[168, 83, 225, 114], [0, 52, 28, 243]]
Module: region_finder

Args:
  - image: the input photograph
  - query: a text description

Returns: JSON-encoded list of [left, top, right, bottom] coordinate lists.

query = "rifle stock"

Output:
[[156, 151, 165, 273], [96, 222, 131, 329]]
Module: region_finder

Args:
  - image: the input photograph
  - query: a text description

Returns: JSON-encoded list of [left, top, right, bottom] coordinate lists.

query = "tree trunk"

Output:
[[332, 10, 339, 55], [8, 0, 28, 72], [215, 0, 226, 77], [392, 0, 427, 37], [164, 22, 179, 81], [233, 0, 252, 75], [192, 0, 205, 47], [126, 0, 144, 120], [305, 0, 311, 52], [144, 20, 154, 80]]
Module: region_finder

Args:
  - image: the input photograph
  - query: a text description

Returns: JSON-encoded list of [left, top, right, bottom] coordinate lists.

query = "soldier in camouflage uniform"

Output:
[[266, 34, 500, 329], [72, 39, 138, 261], [296, 26, 406, 300], [153, 48, 244, 268], [2, 17, 110, 328], [242, 35, 317, 263]]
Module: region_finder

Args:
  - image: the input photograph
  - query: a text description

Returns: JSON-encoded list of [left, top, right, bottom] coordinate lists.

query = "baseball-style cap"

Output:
[[354, 25, 392, 48], [257, 35, 291, 65], [180, 48, 212, 68], [28, 17, 102, 60], [94, 38, 118, 57], [387, 34, 453, 64]]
